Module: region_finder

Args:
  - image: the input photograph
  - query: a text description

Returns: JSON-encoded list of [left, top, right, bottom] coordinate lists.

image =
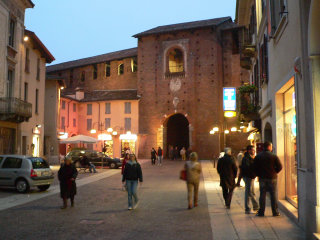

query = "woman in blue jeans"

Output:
[[122, 154, 143, 210]]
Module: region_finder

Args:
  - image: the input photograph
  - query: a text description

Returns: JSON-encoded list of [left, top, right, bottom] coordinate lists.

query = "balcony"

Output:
[[0, 98, 32, 123], [238, 85, 260, 122], [165, 71, 185, 79]]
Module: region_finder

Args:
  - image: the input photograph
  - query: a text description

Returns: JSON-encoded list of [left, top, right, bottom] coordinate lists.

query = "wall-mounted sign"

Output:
[[223, 87, 236, 111]]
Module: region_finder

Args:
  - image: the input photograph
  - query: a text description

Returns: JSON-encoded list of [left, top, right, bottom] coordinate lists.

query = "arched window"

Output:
[[118, 63, 124, 75], [168, 48, 184, 73]]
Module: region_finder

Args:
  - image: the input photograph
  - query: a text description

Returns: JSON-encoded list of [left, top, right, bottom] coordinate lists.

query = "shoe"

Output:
[[128, 207, 133, 210], [273, 212, 281, 217], [256, 212, 264, 217], [133, 200, 139, 209]]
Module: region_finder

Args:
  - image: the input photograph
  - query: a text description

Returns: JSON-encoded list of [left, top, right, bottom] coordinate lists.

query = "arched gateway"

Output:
[[163, 113, 189, 157]]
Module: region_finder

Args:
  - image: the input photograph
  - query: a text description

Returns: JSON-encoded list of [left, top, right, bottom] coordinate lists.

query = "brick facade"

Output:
[[47, 18, 249, 160], [136, 26, 249, 159]]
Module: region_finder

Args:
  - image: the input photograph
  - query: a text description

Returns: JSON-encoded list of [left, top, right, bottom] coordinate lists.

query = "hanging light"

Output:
[[90, 129, 97, 134], [224, 130, 230, 134], [231, 127, 237, 132], [213, 127, 219, 132]]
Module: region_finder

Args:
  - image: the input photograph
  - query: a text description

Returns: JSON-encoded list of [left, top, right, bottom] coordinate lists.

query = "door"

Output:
[[0, 157, 22, 186]]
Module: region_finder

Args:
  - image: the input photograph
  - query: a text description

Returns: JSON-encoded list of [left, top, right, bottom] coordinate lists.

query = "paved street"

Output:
[[0, 160, 305, 240]]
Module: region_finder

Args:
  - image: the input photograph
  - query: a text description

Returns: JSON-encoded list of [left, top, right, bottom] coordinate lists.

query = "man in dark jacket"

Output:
[[217, 147, 238, 209], [241, 145, 259, 214], [254, 141, 282, 217]]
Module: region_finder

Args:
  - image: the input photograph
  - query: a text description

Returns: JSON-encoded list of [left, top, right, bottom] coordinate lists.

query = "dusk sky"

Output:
[[25, 0, 236, 65]]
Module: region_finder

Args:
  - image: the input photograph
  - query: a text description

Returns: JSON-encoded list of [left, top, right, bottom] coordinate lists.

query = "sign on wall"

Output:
[[223, 87, 236, 111]]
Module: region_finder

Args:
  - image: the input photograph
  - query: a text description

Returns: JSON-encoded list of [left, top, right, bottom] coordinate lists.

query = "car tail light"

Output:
[[30, 169, 37, 178]]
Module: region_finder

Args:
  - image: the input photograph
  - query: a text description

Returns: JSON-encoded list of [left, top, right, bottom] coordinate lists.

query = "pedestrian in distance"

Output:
[[217, 147, 238, 209], [121, 153, 130, 175], [80, 154, 97, 173], [180, 147, 186, 161], [185, 152, 202, 209], [173, 146, 179, 160], [58, 158, 78, 209], [169, 145, 174, 161], [254, 141, 282, 217], [157, 147, 163, 166], [151, 148, 157, 165], [236, 149, 244, 187], [241, 145, 259, 214], [122, 154, 143, 210]]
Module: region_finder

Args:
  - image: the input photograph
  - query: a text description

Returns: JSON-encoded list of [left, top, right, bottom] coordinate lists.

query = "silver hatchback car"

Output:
[[0, 155, 54, 193]]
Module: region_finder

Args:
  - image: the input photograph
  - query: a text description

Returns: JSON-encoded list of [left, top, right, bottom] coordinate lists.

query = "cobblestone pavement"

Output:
[[0, 160, 306, 240]]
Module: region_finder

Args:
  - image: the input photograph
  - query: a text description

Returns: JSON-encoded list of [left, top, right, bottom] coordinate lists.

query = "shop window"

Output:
[[283, 85, 297, 207], [87, 104, 92, 115], [125, 102, 131, 114], [8, 19, 15, 48], [25, 48, 30, 73], [118, 63, 124, 75], [35, 89, 39, 114], [131, 58, 137, 72], [168, 48, 184, 73], [106, 61, 111, 77], [125, 118, 131, 131], [62, 100, 66, 110], [73, 118, 76, 127], [24, 82, 28, 101], [36, 58, 40, 80], [87, 119, 92, 131], [81, 71, 85, 82], [105, 102, 111, 114], [105, 118, 111, 129], [93, 64, 98, 79], [73, 103, 76, 112]]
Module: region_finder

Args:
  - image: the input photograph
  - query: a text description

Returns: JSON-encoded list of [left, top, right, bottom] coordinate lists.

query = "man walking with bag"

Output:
[[241, 145, 259, 214], [254, 141, 282, 217]]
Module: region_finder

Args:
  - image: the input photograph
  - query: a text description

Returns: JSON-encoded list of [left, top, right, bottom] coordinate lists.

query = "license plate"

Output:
[[42, 171, 49, 176]]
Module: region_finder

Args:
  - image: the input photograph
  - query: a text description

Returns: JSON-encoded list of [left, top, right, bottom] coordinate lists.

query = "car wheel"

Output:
[[110, 162, 116, 169], [37, 185, 50, 191], [16, 179, 30, 193]]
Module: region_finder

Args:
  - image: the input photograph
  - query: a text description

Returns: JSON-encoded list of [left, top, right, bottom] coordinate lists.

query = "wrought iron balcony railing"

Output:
[[0, 97, 32, 123]]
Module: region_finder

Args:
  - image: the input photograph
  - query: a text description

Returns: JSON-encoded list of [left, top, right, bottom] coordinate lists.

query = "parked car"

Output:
[[0, 155, 54, 193], [65, 150, 122, 169]]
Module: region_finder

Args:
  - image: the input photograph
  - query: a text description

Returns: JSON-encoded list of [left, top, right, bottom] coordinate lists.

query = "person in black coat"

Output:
[[217, 147, 238, 209], [58, 158, 78, 209], [254, 141, 282, 217], [122, 154, 143, 210], [151, 148, 157, 165]]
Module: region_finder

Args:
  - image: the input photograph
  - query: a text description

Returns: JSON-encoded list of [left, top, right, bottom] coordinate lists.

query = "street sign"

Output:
[[223, 87, 236, 111]]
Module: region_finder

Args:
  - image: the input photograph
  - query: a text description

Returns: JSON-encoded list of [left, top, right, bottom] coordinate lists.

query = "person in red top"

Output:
[[121, 153, 130, 175]]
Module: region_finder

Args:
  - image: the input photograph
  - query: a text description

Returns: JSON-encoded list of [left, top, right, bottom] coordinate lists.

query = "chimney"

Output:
[[75, 87, 84, 100]]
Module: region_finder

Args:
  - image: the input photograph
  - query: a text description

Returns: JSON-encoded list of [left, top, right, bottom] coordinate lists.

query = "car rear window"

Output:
[[29, 157, 49, 169]]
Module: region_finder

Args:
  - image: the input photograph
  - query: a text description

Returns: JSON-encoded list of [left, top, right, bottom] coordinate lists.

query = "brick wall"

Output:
[[137, 28, 249, 159]]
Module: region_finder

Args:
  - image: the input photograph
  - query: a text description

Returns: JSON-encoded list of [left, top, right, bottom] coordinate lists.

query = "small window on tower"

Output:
[[93, 64, 98, 79], [81, 71, 85, 82], [131, 58, 137, 72], [106, 61, 111, 77], [118, 64, 124, 75], [168, 48, 184, 73]]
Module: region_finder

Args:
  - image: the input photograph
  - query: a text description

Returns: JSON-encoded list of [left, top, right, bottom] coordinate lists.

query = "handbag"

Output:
[[179, 169, 187, 181]]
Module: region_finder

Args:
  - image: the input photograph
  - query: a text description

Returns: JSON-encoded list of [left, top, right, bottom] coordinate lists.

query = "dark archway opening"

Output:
[[166, 114, 189, 157], [264, 122, 272, 143]]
